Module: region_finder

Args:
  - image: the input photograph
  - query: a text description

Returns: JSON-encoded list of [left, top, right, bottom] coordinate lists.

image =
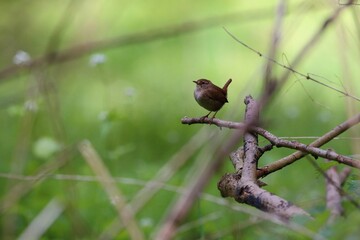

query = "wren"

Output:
[[193, 78, 232, 118]]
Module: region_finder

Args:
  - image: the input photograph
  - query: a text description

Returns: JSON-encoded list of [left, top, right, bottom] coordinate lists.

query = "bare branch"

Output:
[[326, 166, 351, 223], [155, 120, 246, 240], [99, 128, 210, 239], [218, 96, 309, 219], [255, 128, 360, 169], [18, 199, 64, 240], [0, 147, 73, 214], [307, 157, 359, 211], [224, 2, 360, 102], [258, 113, 360, 177], [78, 141, 144, 240], [278, 1, 353, 86], [182, 113, 360, 170], [241, 96, 259, 182], [263, 0, 285, 84], [181, 116, 245, 129], [218, 174, 310, 220]]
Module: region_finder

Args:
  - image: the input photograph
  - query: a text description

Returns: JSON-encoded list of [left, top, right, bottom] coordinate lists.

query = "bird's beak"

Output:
[[193, 80, 197, 84]]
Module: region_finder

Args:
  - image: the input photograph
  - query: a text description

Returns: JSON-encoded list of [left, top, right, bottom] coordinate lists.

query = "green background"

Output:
[[0, 0, 360, 239]]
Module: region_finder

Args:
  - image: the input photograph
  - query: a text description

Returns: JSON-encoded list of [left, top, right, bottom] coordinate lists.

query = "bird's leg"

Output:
[[211, 111, 219, 119], [200, 111, 212, 122]]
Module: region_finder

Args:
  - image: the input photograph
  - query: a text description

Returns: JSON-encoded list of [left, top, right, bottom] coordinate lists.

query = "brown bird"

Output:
[[193, 78, 232, 118]]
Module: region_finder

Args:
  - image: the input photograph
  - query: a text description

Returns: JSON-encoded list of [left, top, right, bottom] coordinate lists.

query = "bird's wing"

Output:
[[205, 89, 228, 103]]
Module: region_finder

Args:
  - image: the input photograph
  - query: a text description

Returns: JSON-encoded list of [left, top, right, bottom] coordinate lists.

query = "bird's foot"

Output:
[[200, 112, 212, 123], [199, 115, 208, 123]]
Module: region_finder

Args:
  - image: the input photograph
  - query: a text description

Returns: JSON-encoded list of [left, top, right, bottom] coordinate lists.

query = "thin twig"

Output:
[[0, 147, 73, 214], [259, 112, 360, 177], [223, 2, 359, 102], [99, 128, 212, 239], [154, 122, 246, 240], [255, 127, 360, 169], [307, 157, 359, 210], [78, 141, 144, 240], [223, 30, 360, 102], [264, 0, 285, 84], [0, 171, 325, 239]]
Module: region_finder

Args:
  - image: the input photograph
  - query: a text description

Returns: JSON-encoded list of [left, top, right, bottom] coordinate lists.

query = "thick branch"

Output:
[[218, 174, 309, 219], [241, 96, 259, 182], [217, 96, 309, 219]]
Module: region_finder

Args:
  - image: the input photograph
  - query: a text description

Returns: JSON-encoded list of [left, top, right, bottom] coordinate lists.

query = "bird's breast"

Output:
[[194, 89, 225, 111]]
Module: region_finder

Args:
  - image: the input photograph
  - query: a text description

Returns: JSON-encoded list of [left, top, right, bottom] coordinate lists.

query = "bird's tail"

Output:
[[222, 78, 232, 92]]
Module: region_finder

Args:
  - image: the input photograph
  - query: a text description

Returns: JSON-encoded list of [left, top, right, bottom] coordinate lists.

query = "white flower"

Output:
[[124, 87, 136, 97], [13, 50, 31, 65], [24, 100, 38, 112], [98, 111, 109, 121], [89, 53, 106, 66]]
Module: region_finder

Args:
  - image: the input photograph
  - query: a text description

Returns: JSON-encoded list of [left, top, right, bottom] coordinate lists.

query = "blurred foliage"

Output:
[[0, 0, 360, 239]]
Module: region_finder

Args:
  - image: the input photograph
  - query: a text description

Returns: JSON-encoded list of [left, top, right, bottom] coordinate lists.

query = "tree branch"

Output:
[[181, 116, 245, 129], [241, 96, 259, 182], [182, 113, 360, 170], [255, 128, 360, 169], [326, 166, 351, 223], [258, 113, 360, 177], [217, 96, 310, 219]]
